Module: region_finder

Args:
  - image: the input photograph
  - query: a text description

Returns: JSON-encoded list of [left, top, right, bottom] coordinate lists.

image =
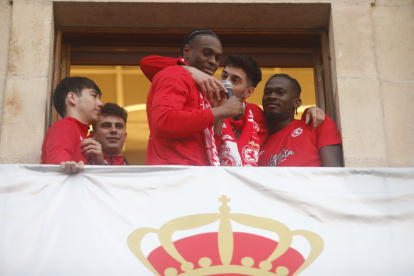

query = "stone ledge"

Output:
[[0, 157, 41, 164]]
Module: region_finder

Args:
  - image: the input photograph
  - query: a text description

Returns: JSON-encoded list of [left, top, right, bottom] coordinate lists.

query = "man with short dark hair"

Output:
[[144, 28, 243, 166], [41, 77, 105, 174], [141, 54, 325, 166], [91, 103, 129, 165], [214, 55, 265, 166], [258, 74, 343, 167]]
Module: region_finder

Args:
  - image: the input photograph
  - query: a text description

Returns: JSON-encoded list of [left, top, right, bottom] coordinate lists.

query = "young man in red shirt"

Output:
[[41, 77, 106, 174], [91, 103, 129, 165], [258, 74, 343, 167], [145, 28, 243, 166], [141, 54, 326, 166]]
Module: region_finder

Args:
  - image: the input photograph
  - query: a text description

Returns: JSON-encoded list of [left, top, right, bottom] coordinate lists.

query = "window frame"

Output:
[[50, 28, 334, 127]]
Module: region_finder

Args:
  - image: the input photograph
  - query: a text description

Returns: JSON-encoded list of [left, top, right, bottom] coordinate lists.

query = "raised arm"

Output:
[[140, 55, 226, 101], [140, 56, 180, 82], [151, 69, 242, 139]]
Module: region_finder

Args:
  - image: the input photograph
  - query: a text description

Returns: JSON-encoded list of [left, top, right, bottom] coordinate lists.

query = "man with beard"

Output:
[[141, 54, 325, 166], [258, 74, 343, 167], [145, 28, 243, 166]]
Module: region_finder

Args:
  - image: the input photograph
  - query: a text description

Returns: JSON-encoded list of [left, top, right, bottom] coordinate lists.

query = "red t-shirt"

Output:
[[41, 117, 89, 165], [146, 65, 216, 166], [258, 116, 342, 167]]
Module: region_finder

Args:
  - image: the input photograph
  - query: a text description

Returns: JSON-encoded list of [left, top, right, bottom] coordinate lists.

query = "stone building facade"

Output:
[[0, 0, 413, 167]]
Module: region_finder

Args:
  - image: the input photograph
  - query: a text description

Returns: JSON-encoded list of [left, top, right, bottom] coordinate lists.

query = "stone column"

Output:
[[330, 3, 388, 167], [371, 0, 414, 167], [0, 0, 13, 143], [0, 0, 54, 164]]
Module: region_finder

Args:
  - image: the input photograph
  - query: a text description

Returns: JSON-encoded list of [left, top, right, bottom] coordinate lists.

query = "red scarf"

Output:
[[179, 57, 220, 166], [219, 103, 261, 166], [199, 93, 220, 166]]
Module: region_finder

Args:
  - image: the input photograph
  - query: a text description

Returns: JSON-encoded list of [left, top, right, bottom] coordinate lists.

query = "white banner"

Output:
[[1, 165, 414, 276]]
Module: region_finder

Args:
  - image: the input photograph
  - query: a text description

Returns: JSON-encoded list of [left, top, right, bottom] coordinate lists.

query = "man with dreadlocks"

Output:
[[141, 50, 326, 167], [144, 28, 243, 166]]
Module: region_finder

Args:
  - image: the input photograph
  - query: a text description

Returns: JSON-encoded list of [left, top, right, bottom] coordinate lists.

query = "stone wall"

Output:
[[372, 0, 414, 167], [0, 0, 413, 167], [0, 0, 54, 164], [0, 0, 12, 144]]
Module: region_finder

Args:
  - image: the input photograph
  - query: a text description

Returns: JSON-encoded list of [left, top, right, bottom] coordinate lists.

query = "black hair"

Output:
[[53, 77, 102, 118], [92, 103, 128, 131], [268, 74, 301, 97], [224, 55, 262, 88], [180, 28, 220, 55]]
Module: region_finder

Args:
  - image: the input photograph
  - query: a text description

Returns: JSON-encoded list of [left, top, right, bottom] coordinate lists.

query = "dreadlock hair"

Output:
[[268, 74, 302, 97], [53, 77, 102, 118], [180, 28, 220, 55], [92, 103, 128, 131], [224, 55, 262, 88]]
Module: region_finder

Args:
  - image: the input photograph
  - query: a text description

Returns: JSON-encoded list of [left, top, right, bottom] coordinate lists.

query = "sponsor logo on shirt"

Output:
[[268, 148, 295, 166], [292, 128, 303, 137], [247, 110, 260, 132]]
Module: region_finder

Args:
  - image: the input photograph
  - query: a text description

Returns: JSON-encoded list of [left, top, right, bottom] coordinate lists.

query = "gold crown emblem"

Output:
[[247, 141, 260, 151], [127, 196, 324, 276]]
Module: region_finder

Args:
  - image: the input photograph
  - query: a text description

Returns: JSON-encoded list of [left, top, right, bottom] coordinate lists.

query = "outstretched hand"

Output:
[[185, 66, 227, 102], [306, 106, 325, 130]]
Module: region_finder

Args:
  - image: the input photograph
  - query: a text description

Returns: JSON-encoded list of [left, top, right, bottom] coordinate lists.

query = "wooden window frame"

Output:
[[50, 28, 334, 127]]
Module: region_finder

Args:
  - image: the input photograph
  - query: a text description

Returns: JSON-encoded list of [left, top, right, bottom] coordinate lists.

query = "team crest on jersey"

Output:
[[268, 148, 295, 166], [292, 127, 303, 137], [219, 147, 236, 166], [242, 141, 260, 164]]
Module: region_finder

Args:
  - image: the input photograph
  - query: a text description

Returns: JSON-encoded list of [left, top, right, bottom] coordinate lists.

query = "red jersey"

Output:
[[140, 56, 269, 146], [146, 65, 216, 166], [41, 117, 89, 165], [104, 155, 128, 165], [258, 116, 342, 167]]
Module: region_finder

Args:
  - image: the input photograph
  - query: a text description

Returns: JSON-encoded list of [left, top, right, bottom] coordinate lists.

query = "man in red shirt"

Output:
[[145, 28, 243, 166], [41, 77, 106, 174], [141, 54, 326, 166], [258, 74, 343, 167], [91, 103, 129, 165]]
